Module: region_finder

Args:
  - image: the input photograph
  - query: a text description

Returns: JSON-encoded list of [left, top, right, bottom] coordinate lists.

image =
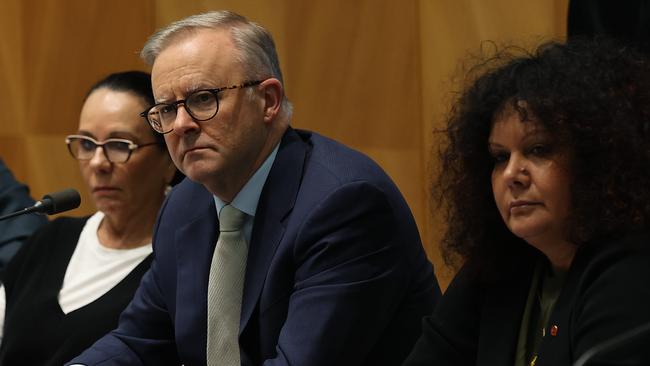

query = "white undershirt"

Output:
[[58, 211, 152, 313], [0, 211, 152, 342]]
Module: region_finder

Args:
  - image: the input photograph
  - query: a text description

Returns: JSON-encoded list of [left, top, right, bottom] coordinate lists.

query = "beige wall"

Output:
[[0, 0, 568, 288]]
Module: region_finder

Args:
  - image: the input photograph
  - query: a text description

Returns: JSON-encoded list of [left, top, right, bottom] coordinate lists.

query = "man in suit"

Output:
[[69, 10, 439, 366]]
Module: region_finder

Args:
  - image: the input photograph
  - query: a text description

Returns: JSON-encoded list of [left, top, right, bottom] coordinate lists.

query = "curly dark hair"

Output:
[[435, 38, 650, 278]]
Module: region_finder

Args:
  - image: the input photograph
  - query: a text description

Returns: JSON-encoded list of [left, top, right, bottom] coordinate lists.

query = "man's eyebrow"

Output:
[[154, 83, 211, 103]]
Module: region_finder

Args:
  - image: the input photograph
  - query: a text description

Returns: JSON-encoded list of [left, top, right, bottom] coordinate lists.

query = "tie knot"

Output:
[[219, 205, 246, 232]]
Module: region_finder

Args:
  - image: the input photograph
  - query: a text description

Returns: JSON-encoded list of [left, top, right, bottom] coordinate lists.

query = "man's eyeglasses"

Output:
[[65, 135, 158, 163], [139, 80, 263, 134]]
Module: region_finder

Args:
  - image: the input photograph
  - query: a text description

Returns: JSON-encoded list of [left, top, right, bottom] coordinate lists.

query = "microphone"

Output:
[[0, 188, 81, 221]]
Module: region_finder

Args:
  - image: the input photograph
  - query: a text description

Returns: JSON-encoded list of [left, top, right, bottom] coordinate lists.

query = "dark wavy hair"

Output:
[[85, 71, 184, 185], [435, 38, 650, 278]]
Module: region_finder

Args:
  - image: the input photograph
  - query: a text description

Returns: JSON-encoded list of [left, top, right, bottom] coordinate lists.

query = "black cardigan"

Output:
[[403, 232, 650, 366], [0, 216, 152, 366]]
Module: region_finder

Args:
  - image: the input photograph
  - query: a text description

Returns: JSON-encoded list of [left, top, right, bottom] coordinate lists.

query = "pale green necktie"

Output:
[[207, 204, 248, 366]]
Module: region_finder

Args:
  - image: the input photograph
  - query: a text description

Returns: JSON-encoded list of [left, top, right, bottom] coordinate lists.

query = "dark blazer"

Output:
[[403, 232, 650, 366], [70, 128, 440, 366], [1, 217, 153, 366]]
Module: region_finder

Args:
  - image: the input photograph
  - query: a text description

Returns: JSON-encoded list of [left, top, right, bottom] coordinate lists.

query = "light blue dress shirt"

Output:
[[213, 144, 279, 242]]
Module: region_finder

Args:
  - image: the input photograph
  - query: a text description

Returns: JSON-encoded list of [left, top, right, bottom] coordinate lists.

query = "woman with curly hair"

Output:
[[403, 38, 650, 366]]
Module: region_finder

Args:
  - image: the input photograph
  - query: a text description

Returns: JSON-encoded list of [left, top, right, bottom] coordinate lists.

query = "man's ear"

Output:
[[260, 78, 283, 123]]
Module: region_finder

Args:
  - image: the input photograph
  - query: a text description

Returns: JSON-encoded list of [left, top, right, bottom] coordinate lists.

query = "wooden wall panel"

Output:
[[0, 1, 26, 137]]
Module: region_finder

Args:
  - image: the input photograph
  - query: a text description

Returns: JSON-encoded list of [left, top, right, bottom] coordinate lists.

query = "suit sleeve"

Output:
[[570, 236, 650, 364], [402, 264, 481, 366], [1, 219, 57, 337], [262, 181, 437, 366]]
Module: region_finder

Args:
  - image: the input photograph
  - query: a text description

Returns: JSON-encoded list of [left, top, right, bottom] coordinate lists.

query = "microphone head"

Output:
[[39, 188, 81, 215]]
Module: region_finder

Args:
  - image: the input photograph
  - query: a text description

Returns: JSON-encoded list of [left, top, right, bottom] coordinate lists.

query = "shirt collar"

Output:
[[213, 143, 279, 218]]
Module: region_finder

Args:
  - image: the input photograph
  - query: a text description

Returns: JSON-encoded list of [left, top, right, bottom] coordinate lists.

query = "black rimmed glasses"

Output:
[[65, 135, 158, 163], [140, 80, 264, 134]]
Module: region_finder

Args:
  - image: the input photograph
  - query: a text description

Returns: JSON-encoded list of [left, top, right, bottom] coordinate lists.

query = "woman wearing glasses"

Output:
[[0, 71, 179, 366]]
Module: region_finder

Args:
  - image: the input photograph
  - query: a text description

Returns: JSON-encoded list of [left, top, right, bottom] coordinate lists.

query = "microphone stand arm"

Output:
[[0, 201, 46, 222]]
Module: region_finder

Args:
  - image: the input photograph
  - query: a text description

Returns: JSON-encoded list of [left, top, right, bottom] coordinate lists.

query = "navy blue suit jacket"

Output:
[[70, 128, 440, 365], [0, 158, 46, 272]]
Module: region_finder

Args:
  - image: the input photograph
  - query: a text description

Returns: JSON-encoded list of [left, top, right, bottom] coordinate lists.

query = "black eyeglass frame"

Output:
[[65, 134, 158, 163], [139, 80, 264, 134]]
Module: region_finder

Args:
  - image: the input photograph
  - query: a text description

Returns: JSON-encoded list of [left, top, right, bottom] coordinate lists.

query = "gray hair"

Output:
[[141, 10, 292, 116]]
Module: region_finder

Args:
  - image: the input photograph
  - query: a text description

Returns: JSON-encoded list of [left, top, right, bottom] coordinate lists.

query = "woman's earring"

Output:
[[164, 184, 172, 196]]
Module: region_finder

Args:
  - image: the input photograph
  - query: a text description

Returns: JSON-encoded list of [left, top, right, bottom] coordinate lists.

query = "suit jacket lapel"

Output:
[[240, 128, 308, 331], [174, 186, 218, 352], [478, 257, 536, 366]]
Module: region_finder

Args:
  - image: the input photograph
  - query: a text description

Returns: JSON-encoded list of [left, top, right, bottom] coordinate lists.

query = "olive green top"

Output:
[[514, 259, 567, 366]]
